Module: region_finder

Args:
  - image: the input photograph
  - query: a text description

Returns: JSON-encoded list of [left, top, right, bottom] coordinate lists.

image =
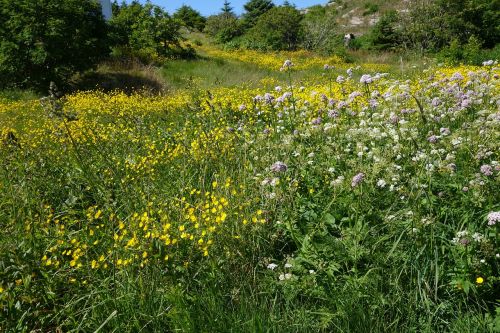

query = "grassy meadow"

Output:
[[0, 47, 499, 332]]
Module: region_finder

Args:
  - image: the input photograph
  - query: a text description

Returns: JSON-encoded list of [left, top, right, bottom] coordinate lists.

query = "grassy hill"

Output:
[[303, 0, 405, 35]]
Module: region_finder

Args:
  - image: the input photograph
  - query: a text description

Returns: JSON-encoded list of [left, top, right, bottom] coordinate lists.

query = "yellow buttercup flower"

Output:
[[476, 277, 484, 284]]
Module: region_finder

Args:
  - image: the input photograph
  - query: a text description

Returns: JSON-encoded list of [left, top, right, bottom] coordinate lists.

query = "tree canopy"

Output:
[[246, 6, 303, 51], [173, 5, 206, 32], [242, 0, 275, 28], [0, 0, 109, 89]]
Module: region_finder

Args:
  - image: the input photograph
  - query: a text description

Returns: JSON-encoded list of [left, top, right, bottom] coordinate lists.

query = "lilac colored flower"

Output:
[[487, 212, 500, 226], [440, 127, 451, 136], [399, 92, 411, 100], [282, 60, 293, 69], [328, 98, 336, 106], [451, 72, 464, 81], [389, 114, 400, 124], [328, 109, 340, 118], [459, 238, 470, 246], [239, 104, 246, 111], [293, 129, 299, 136], [431, 97, 441, 107], [227, 127, 235, 133], [349, 91, 362, 100], [271, 161, 288, 173], [263, 128, 271, 135], [461, 99, 471, 108], [337, 101, 347, 109], [264, 93, 275, 104], [369, 99, 379, 109], [336, 75, 346, 83], [324, 64, 333, 70], [382, 92, 392, 100], [351, 172, 365, 187], [428, 135, 438, 144], [480, 164, 493, 176], [447, 163, 457, 172], [283, 92, 292, 99], [400, 108, 415, 114], [253, 95, 263, 102], [347, 68, 353, 77], [360, 74, 373, 84], [320, 94, 328, 103], [311, 117, 322, 125]]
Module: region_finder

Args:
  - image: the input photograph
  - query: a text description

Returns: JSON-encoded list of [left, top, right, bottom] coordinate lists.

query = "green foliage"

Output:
[[435, 0, 500, 48], [242, 0, 275, 29], [369, 10, 401, 51], [0, 0, 109, 90], [437, 36, 494, 65], [301, 5, 338, 52], [399, 0, 500, 53], [1, 58, 499, 331], [221, 0, 234, 14], [173, 5, 206, 32], [363, 2, 379, 16], [109, 2, 185, 62], [204, 13, 243, 44], [245, 6, 303, 51]]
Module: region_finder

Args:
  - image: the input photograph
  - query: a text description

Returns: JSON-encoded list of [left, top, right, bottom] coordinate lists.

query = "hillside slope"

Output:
[[303, 0, 406, 35]]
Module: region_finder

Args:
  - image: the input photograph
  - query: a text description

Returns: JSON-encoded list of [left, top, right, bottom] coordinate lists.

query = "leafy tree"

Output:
[[399, 0, 450, 52], [245, 6, 303, 50], [205, 13, 242, 44], [108, 0, 145, 47], [400, 0, 499, 52], [173, 5, 206, 31], [301, 5, 337, 51], [110, 2, 184, 60], [369, 10, 401, 51], [0, 0, 109, 89], [221, 1, 234, 14], [242, 0, 275, 28], [435, 0, 499, 48]]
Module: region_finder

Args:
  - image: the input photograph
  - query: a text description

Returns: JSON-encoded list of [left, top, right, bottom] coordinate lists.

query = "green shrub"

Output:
[[363, 2, 379, 16], [245, 6, 303, 51], [204, 13, 243, 44], [369, 10, 401, 51], [0, 0, 109, 90]]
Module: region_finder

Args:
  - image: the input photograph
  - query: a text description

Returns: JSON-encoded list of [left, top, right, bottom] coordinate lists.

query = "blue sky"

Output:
[[126, 1, 327, 16]]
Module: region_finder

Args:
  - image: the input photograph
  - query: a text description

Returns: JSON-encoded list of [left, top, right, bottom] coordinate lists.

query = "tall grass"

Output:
[[0, 59, 498, 332]]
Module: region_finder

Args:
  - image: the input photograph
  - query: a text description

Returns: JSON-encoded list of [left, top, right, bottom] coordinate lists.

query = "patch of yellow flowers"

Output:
[[1, 61, 497, 279]]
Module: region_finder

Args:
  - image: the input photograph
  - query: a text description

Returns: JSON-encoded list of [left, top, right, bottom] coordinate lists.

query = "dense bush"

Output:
[[399, 0, 500, 53], [438, 36, 497, 65], [301, 5, 338, 52], [173, 5, 206, 32], [204, 13, 243, 44], [110, 2, 184, 61], [0, 0, 109, 89], [245, 6, 303, 51], [369, 10, 401, 51], [242, 0, 275, 29]]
